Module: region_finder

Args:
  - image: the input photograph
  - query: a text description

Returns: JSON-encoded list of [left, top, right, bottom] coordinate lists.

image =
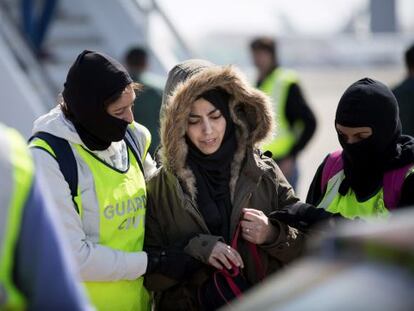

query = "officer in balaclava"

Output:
[[29, 50, 192, 311]]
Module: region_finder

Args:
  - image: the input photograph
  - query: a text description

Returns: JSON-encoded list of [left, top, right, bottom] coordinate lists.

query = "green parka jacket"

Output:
[[144, 60, 304, 310]]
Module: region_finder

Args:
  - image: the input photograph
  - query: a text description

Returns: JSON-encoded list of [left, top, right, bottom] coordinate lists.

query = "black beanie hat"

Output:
[[335, 77, 403, 200], [335, 77, 401, 147], [62, 50, 133, 150], [161, 59, 214, 113]]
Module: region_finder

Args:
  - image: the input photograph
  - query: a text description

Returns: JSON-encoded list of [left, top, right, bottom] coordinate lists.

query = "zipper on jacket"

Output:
[[240, 192, 253, 211], [231, 174, 263, 236], [230, 192, 252, 237]]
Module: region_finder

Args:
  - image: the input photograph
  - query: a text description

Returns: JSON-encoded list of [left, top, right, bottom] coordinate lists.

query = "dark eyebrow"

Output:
[[189, 108, 219, 118], [113, 101, 134, 113], [208, 109, 220, 116], [113, 107, 126, 113]]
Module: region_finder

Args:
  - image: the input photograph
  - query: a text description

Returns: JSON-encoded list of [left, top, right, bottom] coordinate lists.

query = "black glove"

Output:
[[145, 247, 203, 280], [269, 203, 344, 231]]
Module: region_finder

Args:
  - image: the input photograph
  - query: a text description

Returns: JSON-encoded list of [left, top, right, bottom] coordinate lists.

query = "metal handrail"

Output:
[[151, 0, 194, 57], [131, 0, 194, 60], [0, 1, 56, 109]]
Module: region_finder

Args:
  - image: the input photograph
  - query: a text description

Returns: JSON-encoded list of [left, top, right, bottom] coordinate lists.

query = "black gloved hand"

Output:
[[145, 247, 203, 280], [269, 202, 344, 231]]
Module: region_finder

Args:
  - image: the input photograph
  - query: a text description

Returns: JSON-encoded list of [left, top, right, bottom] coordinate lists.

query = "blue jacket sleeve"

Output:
[[14, 173, 93, 311]]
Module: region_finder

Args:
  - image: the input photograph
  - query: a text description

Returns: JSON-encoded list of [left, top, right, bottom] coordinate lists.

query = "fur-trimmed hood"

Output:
[[159, 59, 274, 198]]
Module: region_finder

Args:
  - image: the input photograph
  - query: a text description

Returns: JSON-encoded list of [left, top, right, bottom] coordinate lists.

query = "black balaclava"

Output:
[[62, 50, 133, 150], [186, 88, 237, 241], [335, 77, 414, 201]]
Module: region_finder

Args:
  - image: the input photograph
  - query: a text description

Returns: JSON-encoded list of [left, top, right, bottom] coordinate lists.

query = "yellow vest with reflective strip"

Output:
[[317, 167, 414, 220], [0, 125, 33, 310], [260, 68, 302, 159], [29, 123, 151, 311], [75, 144, 150, 311]]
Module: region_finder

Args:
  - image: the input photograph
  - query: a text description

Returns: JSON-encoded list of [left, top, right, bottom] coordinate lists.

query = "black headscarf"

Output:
[[62, 50, 133, 150], [186, 88, 237, 241], [335, 77, 414, 200]]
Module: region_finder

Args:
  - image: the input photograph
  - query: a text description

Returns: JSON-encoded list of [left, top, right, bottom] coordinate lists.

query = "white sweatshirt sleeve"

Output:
[[31, 149, 148, 282], [143, 153, 157, 178]]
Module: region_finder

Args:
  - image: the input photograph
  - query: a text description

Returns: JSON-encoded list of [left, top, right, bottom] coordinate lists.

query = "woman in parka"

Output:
[[144, 59, 305, 310]]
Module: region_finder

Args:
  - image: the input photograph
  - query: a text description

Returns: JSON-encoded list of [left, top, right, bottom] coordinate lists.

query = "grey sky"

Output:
[[158, 0, 413, 40]]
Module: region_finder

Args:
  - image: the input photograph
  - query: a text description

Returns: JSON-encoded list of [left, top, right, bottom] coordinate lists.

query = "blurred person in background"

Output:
[[393, 43, 414, 137], [28, 50, 168, 311], [125, 47, 163, 157], [144, 59, 305, 310], [250, 36, 316, 190], [0, 123, 92, 311], [21, 0, 58, 59]]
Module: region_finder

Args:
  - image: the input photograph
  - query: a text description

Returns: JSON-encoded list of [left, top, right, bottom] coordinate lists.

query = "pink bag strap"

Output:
[[321, 150, 412, 210], [247, 240, 266, 281], [230, 222, 242, 250], [383, 164, 413, 210], [214, 271, 243, 303], [231, 223, 266, 281], [320, 150, 343, 192]]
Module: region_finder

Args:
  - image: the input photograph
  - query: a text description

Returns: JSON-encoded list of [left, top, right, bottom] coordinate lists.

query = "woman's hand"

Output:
[[241, 208, 278, 245], [208, 242, 244, 270]]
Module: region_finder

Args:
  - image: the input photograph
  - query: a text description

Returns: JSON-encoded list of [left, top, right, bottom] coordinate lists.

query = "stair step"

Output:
[[46, 20, 98, 40], [43, 63, 73, 91], [44, 42, 106, 63], [46, 35, 103, 46]]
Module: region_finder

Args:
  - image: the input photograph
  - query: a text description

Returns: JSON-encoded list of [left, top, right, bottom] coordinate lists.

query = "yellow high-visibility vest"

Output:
[[317, 167, 414, 220], [260, 68, 303, 159], [0, 125, 33, 310], [30, 123, 151, 311]]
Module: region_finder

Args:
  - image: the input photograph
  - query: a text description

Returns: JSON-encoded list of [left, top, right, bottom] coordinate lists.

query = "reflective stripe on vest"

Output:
[[128, 123, 151, 161], [317, 168, 414, 220], [0, 126, 32, 310], [260, 68, 301, 159]]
